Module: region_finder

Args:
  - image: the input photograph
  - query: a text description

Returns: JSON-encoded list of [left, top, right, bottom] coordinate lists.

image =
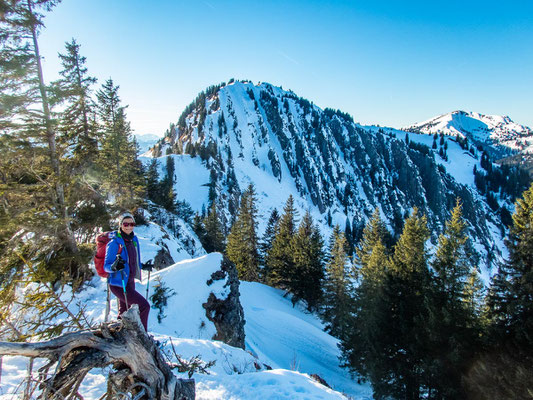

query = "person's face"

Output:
[[121, 217, 135, 234]]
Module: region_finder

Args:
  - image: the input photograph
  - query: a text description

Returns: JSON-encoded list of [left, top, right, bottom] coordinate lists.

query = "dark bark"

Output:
[[0, 306, 195, 399]]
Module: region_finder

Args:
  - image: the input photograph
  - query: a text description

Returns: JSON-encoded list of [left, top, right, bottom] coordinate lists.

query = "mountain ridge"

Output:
[[149, 80, 531, 273], [403, 110, 533, 159]]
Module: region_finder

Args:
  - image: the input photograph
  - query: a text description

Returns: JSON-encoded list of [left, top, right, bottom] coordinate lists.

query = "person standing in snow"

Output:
[[104, 212, 152, 331]]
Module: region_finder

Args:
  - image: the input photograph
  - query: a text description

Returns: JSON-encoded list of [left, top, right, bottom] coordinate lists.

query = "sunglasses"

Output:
[[122, 222, 136, 227]]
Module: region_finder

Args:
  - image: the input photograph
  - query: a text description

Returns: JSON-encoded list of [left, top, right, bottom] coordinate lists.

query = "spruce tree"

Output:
[[203, 202, 225, 253], [0, 0, 79, 254], [340, 210, 390, 389], [354, 208, 430, 400], [259, 208, 280, 282], [488, 182, 533, 344], [378, 208, 432, 399], [266, 195, 298, 289], [52, 38, 97, 165], [322, 225, 352, 339], [96, 78, 143, 209], [427, 200, 483, 398], [0, 0, 82, 266], [226, 184, 260, 281], [160, 156, 177, 212], [344, 218, 354, 256], [467, 183, 533, 399], [192, 212, 207, 246], [146, 159, 161, 204], [355, 208, 390, 273], [0, 0, 97, 340], [291, 210, 325, 310]]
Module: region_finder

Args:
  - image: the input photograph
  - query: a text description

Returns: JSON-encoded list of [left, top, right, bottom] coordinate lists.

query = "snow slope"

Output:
[[403, 110, 533, 154], [1, 250, 371, 399], [150, 81, 512, 273]]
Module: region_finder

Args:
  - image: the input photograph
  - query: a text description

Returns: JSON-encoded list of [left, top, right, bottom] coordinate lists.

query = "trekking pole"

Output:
[[120, 270, 129, 310], [145, 269, 151, 300], [104, 281, 111, 322]]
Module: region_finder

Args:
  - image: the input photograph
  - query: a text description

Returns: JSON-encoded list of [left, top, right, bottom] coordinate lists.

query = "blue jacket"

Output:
[[103, 231, 142, 287]]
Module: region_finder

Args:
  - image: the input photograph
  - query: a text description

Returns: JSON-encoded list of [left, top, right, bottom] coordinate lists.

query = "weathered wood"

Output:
[[0, 306, 195, 399]]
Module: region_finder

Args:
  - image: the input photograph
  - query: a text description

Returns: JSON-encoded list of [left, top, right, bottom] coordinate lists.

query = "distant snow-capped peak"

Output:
[[403, 110, 533, 154], [134, 133, 161, 155]]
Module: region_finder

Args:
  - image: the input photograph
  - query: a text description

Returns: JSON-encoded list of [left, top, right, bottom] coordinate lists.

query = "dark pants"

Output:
[[110, 277, 150, 331]]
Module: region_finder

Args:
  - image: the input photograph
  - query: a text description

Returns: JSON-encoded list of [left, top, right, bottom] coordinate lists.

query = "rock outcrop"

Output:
[[202, 256, 246, 349]]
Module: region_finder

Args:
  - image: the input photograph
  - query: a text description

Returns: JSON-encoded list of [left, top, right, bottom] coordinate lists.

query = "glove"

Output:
[[111, 256, 126, 272], [142, 260, 154, 272]]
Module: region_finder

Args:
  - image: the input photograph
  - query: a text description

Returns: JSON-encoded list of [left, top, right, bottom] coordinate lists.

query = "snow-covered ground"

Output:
[[403, 110, 533, 154], [1, 252, 371, 399]]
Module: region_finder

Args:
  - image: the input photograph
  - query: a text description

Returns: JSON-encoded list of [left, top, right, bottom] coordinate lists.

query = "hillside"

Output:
[[1, 252, 372, 399], [147, 80, 533, 275]]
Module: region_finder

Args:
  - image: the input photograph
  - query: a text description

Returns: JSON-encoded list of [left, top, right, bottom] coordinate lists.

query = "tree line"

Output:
[[215, 183, 533, 399]]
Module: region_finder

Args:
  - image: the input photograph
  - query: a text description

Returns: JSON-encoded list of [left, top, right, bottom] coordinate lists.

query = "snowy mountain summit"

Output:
[[404, 110, 533, 157], [148, 80, 529, 272]]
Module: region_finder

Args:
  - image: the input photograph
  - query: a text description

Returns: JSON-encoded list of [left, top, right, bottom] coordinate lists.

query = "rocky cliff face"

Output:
[[153, 80, 510, 268], [203, 256, 246, 349]]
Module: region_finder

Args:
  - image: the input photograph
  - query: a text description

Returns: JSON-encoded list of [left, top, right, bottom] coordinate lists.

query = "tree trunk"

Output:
[[26, 0, 78, 255], [0, 306, 195, 399]]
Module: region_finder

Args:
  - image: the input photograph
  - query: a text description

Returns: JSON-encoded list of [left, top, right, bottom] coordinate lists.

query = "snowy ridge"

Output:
[[151, 81, 511, 271], [403, 110, 533, 155]]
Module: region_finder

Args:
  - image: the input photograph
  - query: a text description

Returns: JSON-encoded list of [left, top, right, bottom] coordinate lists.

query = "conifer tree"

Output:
[[0, 1, 97, 340], [427, 200, 483, 398], [322, 225, 352, 339], [340, 209, 391, 390], [96, 78, 143, 209], [266, 195, 298, 288], [382, 208, 431, 400], [344, 218, 354, 256], [291, 210, 325, 310], [192, 212, 207, 246], [160, 156, 177, 211], [467, 183, 533, 399], [0, 0, 79, 260], [259, 208, 280, 282], [345, 209, 432, 399], [355, 208, 390, 272], [146, 159, 161, 204], [52, 38, 97, 164], [203, 202, 225, 253], [488, 182, 533, 347], [226, 184, 260, 281]]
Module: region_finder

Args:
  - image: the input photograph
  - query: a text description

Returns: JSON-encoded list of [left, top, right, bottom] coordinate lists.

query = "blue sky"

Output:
[[39, 0, 533, 136]]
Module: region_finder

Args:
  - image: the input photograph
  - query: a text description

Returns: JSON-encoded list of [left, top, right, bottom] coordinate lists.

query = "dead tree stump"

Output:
[[0, 305, 195, 399]]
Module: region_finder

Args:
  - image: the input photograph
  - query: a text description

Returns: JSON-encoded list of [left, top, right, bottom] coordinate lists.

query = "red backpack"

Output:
[[94, 231, 122, 278]]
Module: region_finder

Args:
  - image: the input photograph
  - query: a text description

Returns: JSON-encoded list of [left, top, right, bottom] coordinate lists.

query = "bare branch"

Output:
[[0, 306, 195, 399]]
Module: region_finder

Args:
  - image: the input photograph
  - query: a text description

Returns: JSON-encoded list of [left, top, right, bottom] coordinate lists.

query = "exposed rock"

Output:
[[154, 246, 174, 270], [202, 256, 246, 349], [310, 373, 331, 389]]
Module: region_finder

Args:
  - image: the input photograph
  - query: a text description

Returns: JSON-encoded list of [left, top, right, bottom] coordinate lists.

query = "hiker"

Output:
[[104, 212, 152, 331]]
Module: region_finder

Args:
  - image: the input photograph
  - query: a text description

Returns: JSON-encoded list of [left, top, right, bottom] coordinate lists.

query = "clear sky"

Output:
[[38, 0, 533, 136]]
